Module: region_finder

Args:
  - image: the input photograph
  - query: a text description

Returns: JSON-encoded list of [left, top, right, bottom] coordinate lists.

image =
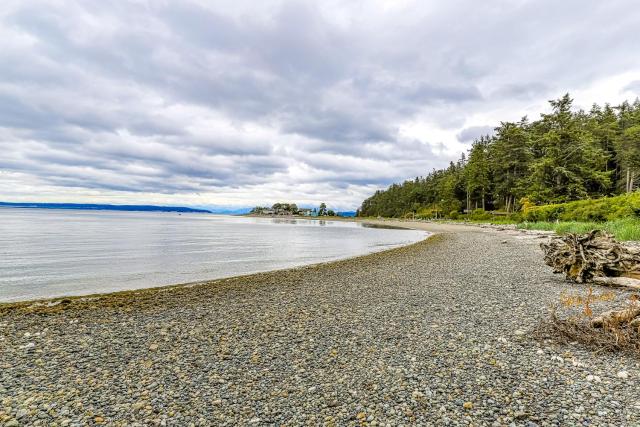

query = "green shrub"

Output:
[[517, 218, 640, 241], [449, 210, 460, 220], [523, 192, 640, 222], [469, 209, 492, 221], [509, 213, 523, 222]]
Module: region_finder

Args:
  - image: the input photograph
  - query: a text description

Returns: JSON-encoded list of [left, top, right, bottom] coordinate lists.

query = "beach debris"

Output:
[[543, 292, 640, 353], [540, 230, 640, 288]]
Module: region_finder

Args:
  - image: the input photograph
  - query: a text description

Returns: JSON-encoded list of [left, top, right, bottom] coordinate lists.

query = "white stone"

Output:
[[617, 371, 629, 379], [586, 374, 601, 383]]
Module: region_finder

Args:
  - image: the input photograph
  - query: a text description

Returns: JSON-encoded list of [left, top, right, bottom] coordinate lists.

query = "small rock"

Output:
[[617, 371, 629, 379], [514, 410, 527, 419], [132, 401, 146, 410], [94, 416, 105, 424], [149, 344, 159, 351], [5, 419, 20, 427], [463, 401, 473, 410], [586, 374, 601, 383]]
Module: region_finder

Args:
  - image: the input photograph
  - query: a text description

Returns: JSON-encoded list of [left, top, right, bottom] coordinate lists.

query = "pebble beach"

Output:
[[2, 222, 640, 426]]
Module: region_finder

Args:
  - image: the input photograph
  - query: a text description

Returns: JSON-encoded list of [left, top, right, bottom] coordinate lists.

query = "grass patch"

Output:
[[517, 218, 640, 241]]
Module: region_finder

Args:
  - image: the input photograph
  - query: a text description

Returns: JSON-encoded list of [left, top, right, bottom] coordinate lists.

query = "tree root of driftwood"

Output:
[[540, 230, 640, 287]]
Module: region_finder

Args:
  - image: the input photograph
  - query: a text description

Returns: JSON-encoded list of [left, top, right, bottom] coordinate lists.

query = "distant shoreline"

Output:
[[242, 213, 357, 221]]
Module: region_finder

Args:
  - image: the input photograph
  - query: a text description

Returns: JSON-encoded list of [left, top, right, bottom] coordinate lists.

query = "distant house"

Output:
[[274, 208, 290, 215], [262, 208, 275, 215], [298, 208, 313, 216]]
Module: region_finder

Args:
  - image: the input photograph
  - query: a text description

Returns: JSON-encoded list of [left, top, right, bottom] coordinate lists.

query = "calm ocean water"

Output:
[[0, 209, 427, 302]]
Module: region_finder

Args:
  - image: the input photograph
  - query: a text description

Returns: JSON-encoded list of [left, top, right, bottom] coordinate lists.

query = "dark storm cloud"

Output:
[[1, 0, 640, 208]]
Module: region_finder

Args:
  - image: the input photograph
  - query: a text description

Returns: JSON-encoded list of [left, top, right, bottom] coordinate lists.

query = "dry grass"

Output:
[[537, 289, 640, 354]]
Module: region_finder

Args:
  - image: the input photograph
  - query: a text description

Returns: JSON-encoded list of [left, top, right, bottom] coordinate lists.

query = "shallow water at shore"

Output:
[[0, 208, 427, 302]]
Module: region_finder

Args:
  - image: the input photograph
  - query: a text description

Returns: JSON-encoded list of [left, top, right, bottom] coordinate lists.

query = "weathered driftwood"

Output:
[[540, 230, 640, 285], [591, 302, 640, 328], [593, 276, 640, 289]]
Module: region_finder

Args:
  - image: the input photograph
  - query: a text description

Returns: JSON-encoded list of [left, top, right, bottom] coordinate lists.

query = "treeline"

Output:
[[359, 94, 640, 218]]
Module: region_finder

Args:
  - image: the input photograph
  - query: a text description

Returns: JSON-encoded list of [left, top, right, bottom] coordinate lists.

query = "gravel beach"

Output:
[[2, 222, 640, 426]]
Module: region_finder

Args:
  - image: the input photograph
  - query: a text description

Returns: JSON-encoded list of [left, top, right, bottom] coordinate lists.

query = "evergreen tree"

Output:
[[357, 94, 638, 218], [489, 119, 531, 211]]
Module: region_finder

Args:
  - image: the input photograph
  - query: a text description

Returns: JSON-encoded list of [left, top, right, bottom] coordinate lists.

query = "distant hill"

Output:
[[207, 207, 252, 215], [0, 202, 211, 213]]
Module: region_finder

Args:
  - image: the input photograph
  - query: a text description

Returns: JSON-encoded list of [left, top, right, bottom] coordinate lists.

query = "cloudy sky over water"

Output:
[[1, 0, 640, 210]]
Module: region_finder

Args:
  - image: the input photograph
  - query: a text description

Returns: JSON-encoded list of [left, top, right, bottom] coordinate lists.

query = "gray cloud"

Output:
[[622, 80, 640, 96], [1, 0, 640, 209], [456, 126, 495, 144]]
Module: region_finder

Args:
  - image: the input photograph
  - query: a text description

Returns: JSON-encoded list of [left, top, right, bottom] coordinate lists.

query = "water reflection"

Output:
[[0, 210, 428, 301]]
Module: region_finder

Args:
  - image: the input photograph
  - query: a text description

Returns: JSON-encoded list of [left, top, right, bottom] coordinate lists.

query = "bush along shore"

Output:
[[401, 192, 640, 242], [3, 222, 640, 426]]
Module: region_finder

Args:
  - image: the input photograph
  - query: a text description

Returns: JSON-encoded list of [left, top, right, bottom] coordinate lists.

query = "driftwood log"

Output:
[[540, 230, 640, 286], [591, 302, 640, 328], [542, 231, 640, 334]]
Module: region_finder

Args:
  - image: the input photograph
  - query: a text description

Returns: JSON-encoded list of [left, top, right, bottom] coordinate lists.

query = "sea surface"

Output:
[[0, 208, 428, 302]]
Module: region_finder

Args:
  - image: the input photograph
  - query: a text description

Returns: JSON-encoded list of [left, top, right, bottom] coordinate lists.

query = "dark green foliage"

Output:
[[359, 95, 640, 218]]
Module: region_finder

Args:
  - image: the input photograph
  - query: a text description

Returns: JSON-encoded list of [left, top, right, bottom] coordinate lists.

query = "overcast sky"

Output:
[[1, 0, 640, 210]]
